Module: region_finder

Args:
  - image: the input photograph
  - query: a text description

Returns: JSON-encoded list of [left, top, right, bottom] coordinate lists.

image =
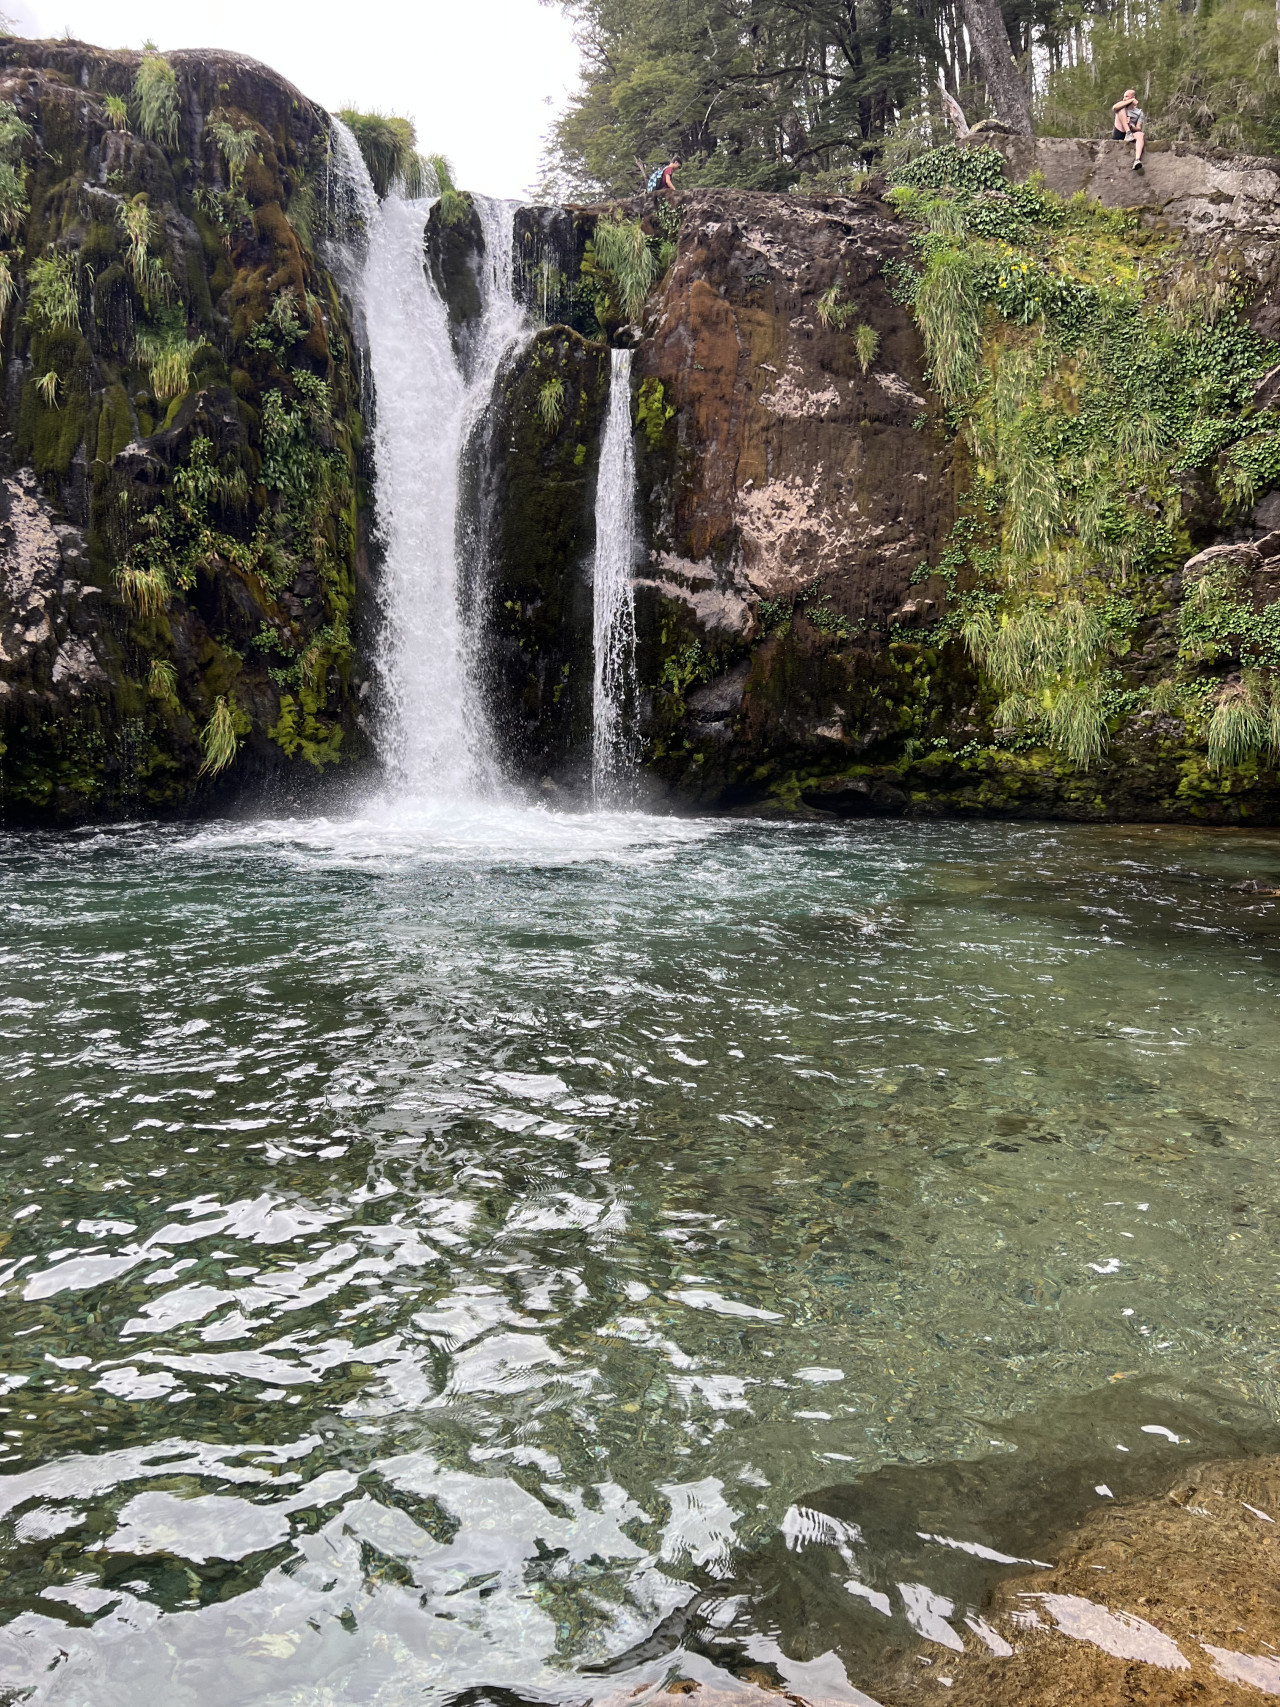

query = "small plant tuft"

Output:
[[207, 116, 259, 189], [538, 375, 566, 429], [103, 93, 129, 132], [147, 658, 178, 701], [853, 323, 880, 374], [35, 370, 58, 407], [199, 695, 241, 777], [117, 565, 170, 617]]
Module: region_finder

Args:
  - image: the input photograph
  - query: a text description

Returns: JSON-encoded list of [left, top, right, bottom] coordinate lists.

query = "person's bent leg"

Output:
[[1133, 130, 1145, 163]]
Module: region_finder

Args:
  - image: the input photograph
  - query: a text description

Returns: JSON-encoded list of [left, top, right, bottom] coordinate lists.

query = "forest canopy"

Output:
[[543, 0, 1280, 196]]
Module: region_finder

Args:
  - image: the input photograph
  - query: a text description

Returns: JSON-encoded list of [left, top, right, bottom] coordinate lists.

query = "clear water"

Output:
[[1, 810, 1279, 1703], [591, 349, 640, 805]]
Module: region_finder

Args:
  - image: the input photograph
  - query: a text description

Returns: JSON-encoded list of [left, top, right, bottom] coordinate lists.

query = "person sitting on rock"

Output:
[[1112, 90, 1145, 170]]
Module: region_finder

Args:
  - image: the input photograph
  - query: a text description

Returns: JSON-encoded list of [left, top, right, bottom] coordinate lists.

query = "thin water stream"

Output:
[[592, 349, 640, 803], [1, 814, 1279, 1704]]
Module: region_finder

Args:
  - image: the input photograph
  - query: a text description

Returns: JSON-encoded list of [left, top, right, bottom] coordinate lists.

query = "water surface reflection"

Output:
[[0, 809, 1277, 1702]]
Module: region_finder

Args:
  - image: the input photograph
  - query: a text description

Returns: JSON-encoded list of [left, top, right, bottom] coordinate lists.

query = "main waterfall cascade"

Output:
[[329, 127, 643, 809], [328, 123, 527, 800], [591, 348, 641, 802]]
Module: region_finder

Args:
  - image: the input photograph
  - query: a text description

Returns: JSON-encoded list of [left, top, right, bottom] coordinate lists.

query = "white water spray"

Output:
[[328, 121, 525, 799], [591, 348, 640, 803]]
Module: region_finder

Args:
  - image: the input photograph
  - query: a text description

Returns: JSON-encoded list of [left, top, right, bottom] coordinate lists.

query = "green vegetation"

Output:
[[25, 253, 78, 331], [890, 146, 1280, 772], [103, 93, 128, 131], [587, 213, 656, 325], [425, 153, 470, 227], [147, 659, 178, 702], [134, 44, 179, 151], [853, 323, 880, 373], [0, 101, 30, 237], [134, 328, 199, 401], [817, 284, 855, 330], [117, 194, 171, 306], [34, 370, 58, 407], [207, 116, 259, 189], [338, 109, 429, 199], [198, 696, 240, 776], [538, 375, 566, 429]]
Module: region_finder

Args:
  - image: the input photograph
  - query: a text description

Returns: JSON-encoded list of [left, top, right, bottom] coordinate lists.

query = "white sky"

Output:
[[6, 0, 582, 197]]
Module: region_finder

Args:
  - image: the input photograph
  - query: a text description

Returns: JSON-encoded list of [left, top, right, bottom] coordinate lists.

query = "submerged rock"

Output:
[[885, 1455, 1280, 1705]]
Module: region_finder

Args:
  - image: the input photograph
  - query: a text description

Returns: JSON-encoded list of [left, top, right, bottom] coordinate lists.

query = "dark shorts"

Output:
[[1113, 127, 1129, 140]]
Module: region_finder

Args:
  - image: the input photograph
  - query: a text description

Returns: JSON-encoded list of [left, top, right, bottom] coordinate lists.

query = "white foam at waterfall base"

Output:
[[185, 799, 725, 870], [592, 347, 641, 804]]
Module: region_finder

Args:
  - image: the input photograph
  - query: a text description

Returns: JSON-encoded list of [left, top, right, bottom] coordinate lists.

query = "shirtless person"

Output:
[[1112, 90, 1145, 170]]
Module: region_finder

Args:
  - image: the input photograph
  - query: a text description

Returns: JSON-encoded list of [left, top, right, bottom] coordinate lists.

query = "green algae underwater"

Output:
[[0, 805, 1278, 1703]]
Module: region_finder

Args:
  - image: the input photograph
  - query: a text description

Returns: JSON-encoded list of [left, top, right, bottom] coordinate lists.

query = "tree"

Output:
[[960, 0, 1032, 132]]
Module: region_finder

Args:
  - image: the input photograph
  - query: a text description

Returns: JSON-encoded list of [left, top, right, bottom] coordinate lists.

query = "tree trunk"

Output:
[[960, 0, 1033, 134]]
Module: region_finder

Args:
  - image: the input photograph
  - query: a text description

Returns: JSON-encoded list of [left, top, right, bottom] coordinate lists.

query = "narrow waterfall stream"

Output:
[[330, 124, 524, 799], [592, 347, 640, 802]]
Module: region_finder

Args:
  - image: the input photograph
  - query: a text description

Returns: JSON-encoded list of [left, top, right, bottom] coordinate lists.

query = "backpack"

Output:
[[646, 166, 664, 193]]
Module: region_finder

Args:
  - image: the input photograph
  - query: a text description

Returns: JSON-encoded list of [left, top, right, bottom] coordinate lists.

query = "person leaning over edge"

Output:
[[1112, 90, 1146, 170]]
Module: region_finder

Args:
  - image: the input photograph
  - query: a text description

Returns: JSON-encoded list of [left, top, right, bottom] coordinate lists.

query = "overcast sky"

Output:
[[6, 0, 581, 197]]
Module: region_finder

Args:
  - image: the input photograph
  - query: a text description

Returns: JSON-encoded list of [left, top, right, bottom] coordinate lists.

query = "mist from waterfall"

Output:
[[591, 347, 640, 804], [328, 122, 524, 800]]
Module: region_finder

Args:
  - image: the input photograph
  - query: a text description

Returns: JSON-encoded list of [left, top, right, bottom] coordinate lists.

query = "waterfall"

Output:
[[327, 120, 525, 800], [591, 348, 640, 804]]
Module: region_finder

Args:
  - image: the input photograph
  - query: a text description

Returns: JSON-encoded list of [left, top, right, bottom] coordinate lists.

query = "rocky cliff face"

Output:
[[3, 31, 1279, 826], [479, 149, 1280, 822], [0, 38, 370, 822]]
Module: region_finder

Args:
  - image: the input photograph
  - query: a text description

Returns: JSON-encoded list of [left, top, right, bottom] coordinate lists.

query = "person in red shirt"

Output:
[[646, 157, 682, 194]]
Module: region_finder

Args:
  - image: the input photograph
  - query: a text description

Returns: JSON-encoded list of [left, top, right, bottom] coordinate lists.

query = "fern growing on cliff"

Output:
[[135, 329, 198, 401], [424, 153, 469, 225], [1207, 674, 1275, 771], [134, 44, 179, 151], [207, 116, 259, 190], [911, 246, 982, 403], [853, 323, 880, 373], [816, 284, 855, 330], [147, 659, 178, 702], [964, 599, 1120, 768], [103, 93, 128, 132], [0, 100, 29, 239], [35, 370, 58, 407]]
